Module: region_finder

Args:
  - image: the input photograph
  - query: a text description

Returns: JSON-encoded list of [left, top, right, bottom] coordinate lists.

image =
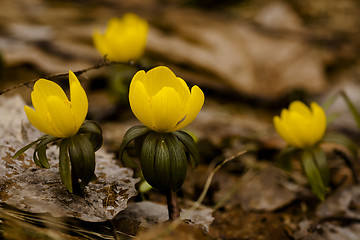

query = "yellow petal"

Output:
[[129, 79, 153, 129], [289, 101, 311, 117], [130, 20, 148, 58], [106, 17, 122, 36], [33, 79, 68, 100], [130, 69, 146, 86], [111, 17, 137, 60], [69, 71, 88, 130], [47, 96, 77, 138], [31, 79, 67, 114], [274, 115, 301, 147], [176, 77, 191, 102], [31, 90, 48, 118], [143, 66, 190, 98], [94, 14, 148, 62], [93, 31, 109, 57], [124, 14, 148, 59], [278, 109, 305, 148], [274, 116, 291, 145], [173, 85, 204, 131], [150, 87, 184, 132], [274, 116, 287, 141], [24, 106, 59, 137], [310, 102, 327, 143], [123, 13, 142, 24], [288, 111, 311, 147]]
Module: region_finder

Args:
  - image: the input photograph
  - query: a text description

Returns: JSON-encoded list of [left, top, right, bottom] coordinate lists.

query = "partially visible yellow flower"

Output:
[[93, 13, 148, 62], [274, 101, 327, 148], [129, 66, 205, 132], [24, 71, 88, 138]]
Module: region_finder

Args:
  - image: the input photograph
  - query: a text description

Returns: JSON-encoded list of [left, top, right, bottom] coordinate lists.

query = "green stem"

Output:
[[166, 189, 180, 221]]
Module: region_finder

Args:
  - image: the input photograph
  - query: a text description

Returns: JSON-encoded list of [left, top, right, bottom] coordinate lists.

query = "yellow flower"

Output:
[[24, 71, 88, 138], [93, 13, 148, 62], [274, 101, 327, 148], [129, 66, 205, 132]]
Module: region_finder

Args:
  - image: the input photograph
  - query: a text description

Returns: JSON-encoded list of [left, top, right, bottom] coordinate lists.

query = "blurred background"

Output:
[[1, 0, 360, 239]]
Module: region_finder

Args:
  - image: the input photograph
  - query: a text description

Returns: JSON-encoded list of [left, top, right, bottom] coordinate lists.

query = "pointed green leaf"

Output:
[[311, 147, 329, 185], [153, 134, 171, 191], [167, 134, 187, 192], [140, 132, 158, 189], [78, 120, 103, 152], [122, 151, 138, 168], [32, 135, 59, 168], [12, 135, 53, 159], [78, 138, 96, 190], [301, 150, 326, 201], [59, 139, 73, 193], [38, 144, 50, 168], [322, 132, 358, 157], [36, 135, 60, 150], [173, 130, 199, 168], [33, 144, 50, 169], [134, 134, 146, 158], [68, 134, 96, 195], [68, 136, 83, 195], [119, 125, 150, 167], [32, 148, 42, 167], [13, 138, 43, 159]]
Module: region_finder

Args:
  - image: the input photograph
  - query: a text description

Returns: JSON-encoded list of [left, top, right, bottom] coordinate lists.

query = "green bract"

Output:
[[13, 120, 103, 196], [119, 125, 198, 192]]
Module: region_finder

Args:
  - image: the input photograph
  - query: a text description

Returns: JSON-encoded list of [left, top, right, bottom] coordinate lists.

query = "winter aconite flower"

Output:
[[14, 72, 103, 196], [119, 66, 204, 220], [273, 100, 358, 201], [93, 13, 148, 62], [129, 66, 205, 132], [274, 101, 326, 148], [24, 71, 88, 138], [274, 101, 328, 200]]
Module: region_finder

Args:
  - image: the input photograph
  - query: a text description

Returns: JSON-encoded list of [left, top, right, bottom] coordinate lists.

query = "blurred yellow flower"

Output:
[[24, 71, 88, 138], [274, 101, 326, 148], [93, 13, 148, 62], [129, 66, 204, 132]]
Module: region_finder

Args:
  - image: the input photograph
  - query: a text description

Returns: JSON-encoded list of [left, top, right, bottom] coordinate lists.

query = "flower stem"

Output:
[[166, 189, 180, 220]]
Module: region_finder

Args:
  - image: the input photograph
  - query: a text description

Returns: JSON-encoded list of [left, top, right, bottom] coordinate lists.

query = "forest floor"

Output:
[[2, 0, 360, 239]]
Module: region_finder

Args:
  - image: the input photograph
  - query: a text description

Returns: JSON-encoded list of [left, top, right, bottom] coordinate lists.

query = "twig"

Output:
[[183, 150, 246, 218], [0, 57, 140, 96]]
